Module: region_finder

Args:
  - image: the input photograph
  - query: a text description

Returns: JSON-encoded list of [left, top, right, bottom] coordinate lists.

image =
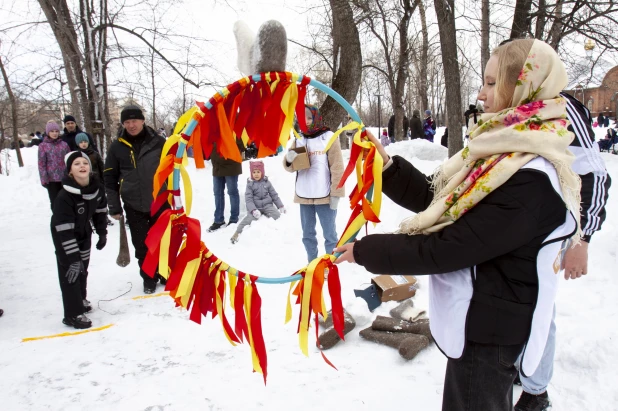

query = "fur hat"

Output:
[[121, 105, 145, 123], [425, 110, 432, 116], [65, 151, 92, 174], [413, 109, 420, 117], [75, 132, 89, 145], [63, 115, 76, 123], [249, 160, 265, 179], [45, 121, 60, 134]]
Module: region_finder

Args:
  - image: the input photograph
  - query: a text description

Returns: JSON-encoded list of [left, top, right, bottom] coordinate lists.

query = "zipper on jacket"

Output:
[[119, 178, 124, 194], [119, 138, 137, 168]]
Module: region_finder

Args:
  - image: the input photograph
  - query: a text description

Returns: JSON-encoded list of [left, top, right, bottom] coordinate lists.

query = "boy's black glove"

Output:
[[66, 261, 84, 284], [96, 235, 107, 250]]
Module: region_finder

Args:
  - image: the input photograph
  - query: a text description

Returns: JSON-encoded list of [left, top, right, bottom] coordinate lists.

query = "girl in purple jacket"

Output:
[[38, 120, 70, 209]]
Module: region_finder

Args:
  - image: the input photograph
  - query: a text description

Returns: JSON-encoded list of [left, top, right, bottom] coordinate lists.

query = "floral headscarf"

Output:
[[304, 104, 329, 135], [399, 40, 581, 240]]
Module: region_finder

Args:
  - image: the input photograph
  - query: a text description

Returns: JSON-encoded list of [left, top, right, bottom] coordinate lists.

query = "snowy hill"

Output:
[[0, 133, 616, 410]]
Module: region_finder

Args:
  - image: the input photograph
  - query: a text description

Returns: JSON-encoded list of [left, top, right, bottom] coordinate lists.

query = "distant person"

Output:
[[440, 128, 448, 148], [208, 138, 245, 232], [423, 110, 436, 142], [38, 121, 70, 209], [409, 110, 424, 140], [62, 115, 97, 152], [230, 160, 285, 244], [604, 114, 610, 128], [464, 104, 479, 129], [596, 112, 605, 128]]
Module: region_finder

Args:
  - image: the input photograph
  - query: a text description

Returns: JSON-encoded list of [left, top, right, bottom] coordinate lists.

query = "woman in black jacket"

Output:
[[52, 151, 108, 329], [335, 39, 581, 410]]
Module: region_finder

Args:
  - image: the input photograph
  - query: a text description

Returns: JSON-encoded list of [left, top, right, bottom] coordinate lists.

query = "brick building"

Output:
[[565, 65, 618, 120]]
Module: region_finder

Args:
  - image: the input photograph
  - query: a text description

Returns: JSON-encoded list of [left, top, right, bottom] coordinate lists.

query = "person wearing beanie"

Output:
[[423, 109, 436, 142], [38, 120, 71, 209], [409, 109, 424, 140], [104, 104, 167, 294], [61, 115, 98, 152], [230, 160, 285, 244], [51, 150, 108, 329], [75, 132, 104, 179]]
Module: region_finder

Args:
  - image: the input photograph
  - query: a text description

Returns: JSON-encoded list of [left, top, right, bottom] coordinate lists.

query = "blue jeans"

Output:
[[213, 176, 239, 224], [519, 307, 556, 394], [300, 204, 338, 262]]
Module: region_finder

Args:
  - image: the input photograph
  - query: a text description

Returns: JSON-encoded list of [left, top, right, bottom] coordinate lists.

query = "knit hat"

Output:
[[249, 160, 265, 179], [121, 105, 145, 123], [425, 110, 432, 116], [63, 115, 76, 123], [46, 121, 60, 134], [75, 132, 89, 145], [65, 151, 92, 174]]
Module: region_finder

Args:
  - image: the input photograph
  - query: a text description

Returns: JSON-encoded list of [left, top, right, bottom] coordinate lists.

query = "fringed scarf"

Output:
[[399, 40, 581, 241]]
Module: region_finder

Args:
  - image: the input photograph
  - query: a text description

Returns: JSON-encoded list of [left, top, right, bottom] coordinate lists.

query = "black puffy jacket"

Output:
[[103, 126, 165, 214]]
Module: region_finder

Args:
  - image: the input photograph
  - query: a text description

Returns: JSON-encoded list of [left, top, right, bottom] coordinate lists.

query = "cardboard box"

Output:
[[291, 146, 310, 171], [371, 275, 418, 302]]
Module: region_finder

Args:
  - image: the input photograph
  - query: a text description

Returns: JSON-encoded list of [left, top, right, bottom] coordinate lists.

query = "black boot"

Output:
[[143, 281, 157, 294], [83, 299, 92, 313], [208, 221, 225, 232], [156, 274, 167, 286], [515, 391, 551, 411], [63, 314, 92, 329]]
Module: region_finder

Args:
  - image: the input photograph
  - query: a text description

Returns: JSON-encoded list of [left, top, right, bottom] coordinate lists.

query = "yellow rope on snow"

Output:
[[131, 292, 170, 300], [22, 324, 115, 342]]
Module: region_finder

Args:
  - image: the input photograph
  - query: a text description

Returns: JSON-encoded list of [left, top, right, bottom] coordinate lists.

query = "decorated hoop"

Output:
[[143, 71, 383, 383]]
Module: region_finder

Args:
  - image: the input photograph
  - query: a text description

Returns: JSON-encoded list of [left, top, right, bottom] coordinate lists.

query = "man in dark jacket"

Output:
[[409, 110, 424, 140], [104, 105, 166, 294], [208, 140, 245, 232], [62, 115, 98, 152]]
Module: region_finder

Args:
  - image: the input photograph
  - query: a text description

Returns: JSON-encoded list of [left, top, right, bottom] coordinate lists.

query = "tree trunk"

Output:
[[418, 1, 429, 112], [321, 0, 362, 149], [547, 0, 564, 49], [510, 0, 532, 39], [535, 0, 547, 39], [481, 0, 490, 78], [39, 0, 93, 131], [434, 0, 464, 157], [0, 53, 24, 167]]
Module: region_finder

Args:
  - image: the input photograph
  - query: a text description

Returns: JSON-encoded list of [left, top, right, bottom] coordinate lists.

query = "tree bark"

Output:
[[547, 0, 564, 49], [510, 0, 532, 39], [321, 0, 362, 149], [534, 0, 547, 39], [418, 1, 429, 112], [481, 0, 490, 79], [434, 0, 463, 157], [39, 0, 93, 131], [0, 53, 24, 167]]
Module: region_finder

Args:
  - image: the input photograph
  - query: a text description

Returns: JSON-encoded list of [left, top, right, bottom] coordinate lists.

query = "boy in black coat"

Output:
[[51, 151, 108, 329]]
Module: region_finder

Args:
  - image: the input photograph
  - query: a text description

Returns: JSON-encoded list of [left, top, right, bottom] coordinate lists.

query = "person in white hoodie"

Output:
[[283, 105, 345, 262]]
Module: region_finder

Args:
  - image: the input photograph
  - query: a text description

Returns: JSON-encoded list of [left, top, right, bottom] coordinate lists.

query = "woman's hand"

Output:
[[365, 129, 390, 165], [334, 243, 356, 264]]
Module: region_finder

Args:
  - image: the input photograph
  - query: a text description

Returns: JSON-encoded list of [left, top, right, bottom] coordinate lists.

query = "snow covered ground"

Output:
[[0, 129, 616, 410]]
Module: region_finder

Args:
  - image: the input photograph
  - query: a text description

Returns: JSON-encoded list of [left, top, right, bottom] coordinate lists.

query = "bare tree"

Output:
[[0, 45, 24, 167], [434, 0, 464, 156], [481, 0, 490, 78]]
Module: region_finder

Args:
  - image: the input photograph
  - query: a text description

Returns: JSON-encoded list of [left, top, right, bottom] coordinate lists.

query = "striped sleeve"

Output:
[[561, 92, 612, 241], [52, 194, 82, 264]]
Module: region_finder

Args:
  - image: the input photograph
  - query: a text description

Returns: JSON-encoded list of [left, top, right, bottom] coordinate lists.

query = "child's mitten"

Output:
[[252, 210, 262, 219], [279, 206, 286, 214]]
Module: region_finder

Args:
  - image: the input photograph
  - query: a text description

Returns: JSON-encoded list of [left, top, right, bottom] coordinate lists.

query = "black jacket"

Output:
[[409, 116, 423, 140], [51, 176, 108, 264], [104, 125, 165, 214], [80, 147, 104, 179], [354, 155, 567, 345], [62, 126, 98, 152]]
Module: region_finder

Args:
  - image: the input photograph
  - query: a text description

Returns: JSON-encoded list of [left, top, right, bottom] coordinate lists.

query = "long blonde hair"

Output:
[[493, 39, 534, 111]]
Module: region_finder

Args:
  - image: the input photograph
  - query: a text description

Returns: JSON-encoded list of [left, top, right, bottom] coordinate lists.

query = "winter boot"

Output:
[[83, 299, 92, 313], [144, 281, 157, 294], [156, 274, 167, 286], [230, 232, 240, 244], [107, 217, 114, 226], [63, 314, 92, 329], [515, 391, 551, 411], [208, 222, 226, 232]]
